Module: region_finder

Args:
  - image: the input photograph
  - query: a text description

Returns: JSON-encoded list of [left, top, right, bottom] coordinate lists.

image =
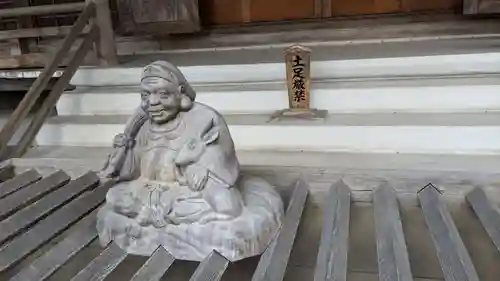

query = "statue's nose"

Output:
[[149, 93, 161, 105]]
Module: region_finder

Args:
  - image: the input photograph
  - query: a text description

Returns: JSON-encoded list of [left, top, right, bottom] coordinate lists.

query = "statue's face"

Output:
[[140, 77, 182, 124]]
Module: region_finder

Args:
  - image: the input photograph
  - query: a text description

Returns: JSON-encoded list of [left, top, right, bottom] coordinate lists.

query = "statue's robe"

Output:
[[120, 102, 240, 188]]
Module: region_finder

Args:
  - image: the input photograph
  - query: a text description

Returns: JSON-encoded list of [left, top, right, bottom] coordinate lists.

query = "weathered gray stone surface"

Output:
[[96, 61, 284, 261]]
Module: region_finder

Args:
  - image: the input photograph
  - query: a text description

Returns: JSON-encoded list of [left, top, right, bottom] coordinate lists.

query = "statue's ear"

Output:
[[202, 129, 219, 145], [178, 84, 185, 94], [180, 95, 193, 110]]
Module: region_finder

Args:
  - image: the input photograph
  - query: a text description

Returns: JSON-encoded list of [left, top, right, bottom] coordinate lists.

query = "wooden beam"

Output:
[[0, 26, 90, 41], [70, 243, 127, 281], [0, 180, 112, 272], [252, 179, 309, 281], [0, 169, 41, 199], [9, 209, 100, 281], [313, 180, 351, 281], [373, 184, 413, 281], [130, 247, 175, 281], [0, 170, 70, 220], [0, 172, 99, 244], [418, 184, 480, 281], [93, 0, 118, 66], [314, 0, 323, 18], [14, 0, 34, 54], [13, 25, 98, 158], [466, 187, 500, 252], [0, 2, 93, 159], [0, 3, 86, 19], [478, 0, 500, 13], [463, 0, 479, 14], [0, 164, 13, 182], [189, 251, 229, 281], [322, 0, 332, 18], [0, 53, 55, 69], [241, 0, 251, 23]]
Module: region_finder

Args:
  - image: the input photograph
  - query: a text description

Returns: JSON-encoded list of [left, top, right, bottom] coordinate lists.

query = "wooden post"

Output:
[[14, 0, 33, 55], [93, 0, 118, 66]]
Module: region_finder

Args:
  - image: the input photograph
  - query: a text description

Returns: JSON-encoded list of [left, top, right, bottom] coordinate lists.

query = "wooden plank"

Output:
[[418, 184, 480, 281], [242, 0, 252, 23], [478, 0, 500, 13], [130, 247, 175, 281], [0, 180, 113, 272], [0, 170, 70, 220], [251, 179, 309, 281], [117, 0, 200, 34], [464, 0, 479, 14], [13, 26, 98, 158], [466, 187, 500, 252], [0, 26, 90, 41], [0, 2, 93, 158], [250, 0, 316, 22], [0, 53, 52, 69], [0, 3, 86, 19], [94, 0, 118, 66], [314, 0, 323, 17], [13, 0, 33, 54], [189, 251, 229, 281], [70, 243, 127, 281], [197, 0, 244, 25], [322, 0, 332, 17], [373, 184, 413, 281], [0, 164, 13, 182], [0, 171, 99, 244], [0, 169, 41, 199], [313, 180, 351, 281], [9, 209, 100, 281]]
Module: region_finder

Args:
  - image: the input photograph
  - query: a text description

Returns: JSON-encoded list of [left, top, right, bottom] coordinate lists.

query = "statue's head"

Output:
[[140, 61, 196, 124]]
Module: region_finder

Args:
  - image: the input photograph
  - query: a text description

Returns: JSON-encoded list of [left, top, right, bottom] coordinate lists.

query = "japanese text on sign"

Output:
[[292, 55, 306, 103]]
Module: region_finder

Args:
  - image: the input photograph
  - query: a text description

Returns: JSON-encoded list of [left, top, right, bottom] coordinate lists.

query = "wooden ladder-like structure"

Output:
[[0, 0, 117, 161], [0, 165, 498, 281]]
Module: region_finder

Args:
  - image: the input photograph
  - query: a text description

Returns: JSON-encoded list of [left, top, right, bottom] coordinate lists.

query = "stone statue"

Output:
[[96, 61, 284, 262]]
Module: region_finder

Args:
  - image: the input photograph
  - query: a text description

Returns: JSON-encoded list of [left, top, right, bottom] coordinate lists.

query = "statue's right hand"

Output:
[[97, 169, 113, 180]]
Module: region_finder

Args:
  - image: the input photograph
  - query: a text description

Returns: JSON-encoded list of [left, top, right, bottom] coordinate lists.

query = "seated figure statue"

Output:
[[97, 61, 284, 262]]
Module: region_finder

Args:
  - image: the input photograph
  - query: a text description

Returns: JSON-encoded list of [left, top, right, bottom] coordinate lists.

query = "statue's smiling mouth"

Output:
[[149, 110, 164, 117]]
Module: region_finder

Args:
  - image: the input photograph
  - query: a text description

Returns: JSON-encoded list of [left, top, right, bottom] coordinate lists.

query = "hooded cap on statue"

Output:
[[141, 60, 196, 101]]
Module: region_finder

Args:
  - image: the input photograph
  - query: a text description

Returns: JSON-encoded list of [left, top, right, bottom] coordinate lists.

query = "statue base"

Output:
[[96, 176, 284, 262], [269, 108, 328, 122]]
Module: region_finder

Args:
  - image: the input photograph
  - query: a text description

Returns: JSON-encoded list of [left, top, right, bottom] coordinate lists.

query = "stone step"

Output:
[[35, 112, 500, 155], [19, 147, 500, 175], [70, 52, 500, 87], [60, 74, 500, 116]]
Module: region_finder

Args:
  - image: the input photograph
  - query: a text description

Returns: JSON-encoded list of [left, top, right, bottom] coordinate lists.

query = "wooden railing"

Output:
[[0, 0, 117, 160]]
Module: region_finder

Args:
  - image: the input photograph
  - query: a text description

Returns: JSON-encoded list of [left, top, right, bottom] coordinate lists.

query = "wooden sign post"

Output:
[[286, 45, 311, 110], [271, 44, 327, 121]]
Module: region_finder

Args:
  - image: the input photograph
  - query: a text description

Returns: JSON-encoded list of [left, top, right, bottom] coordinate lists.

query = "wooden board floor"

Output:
[[0, 163, 499, 281]]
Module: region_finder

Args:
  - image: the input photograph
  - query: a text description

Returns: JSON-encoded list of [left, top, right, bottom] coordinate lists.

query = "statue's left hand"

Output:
[[186, 165, 209, 191]]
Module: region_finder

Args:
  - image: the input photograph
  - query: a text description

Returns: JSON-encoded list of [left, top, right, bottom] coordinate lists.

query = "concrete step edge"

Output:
[[64, 73, 500, 95], [45, 112, 500, 127]]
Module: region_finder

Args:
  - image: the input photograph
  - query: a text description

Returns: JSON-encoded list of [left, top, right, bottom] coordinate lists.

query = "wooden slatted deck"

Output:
[[0, 166, 499, 281]]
